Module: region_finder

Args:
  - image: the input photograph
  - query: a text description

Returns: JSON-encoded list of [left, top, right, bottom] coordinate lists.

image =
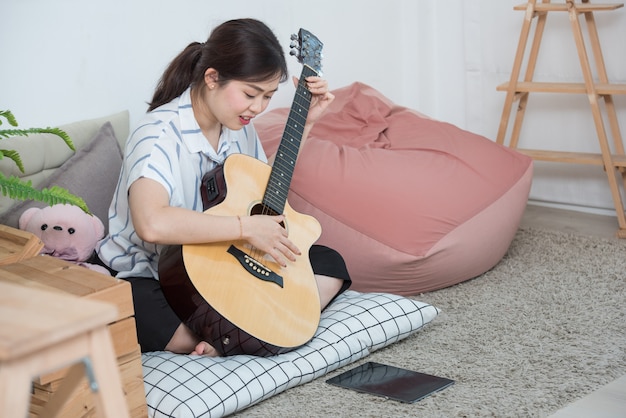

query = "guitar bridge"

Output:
[[227, 245, 284, 288]]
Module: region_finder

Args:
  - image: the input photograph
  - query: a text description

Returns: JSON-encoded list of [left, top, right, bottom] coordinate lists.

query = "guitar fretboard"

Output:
[[263, 64, 318, 214]]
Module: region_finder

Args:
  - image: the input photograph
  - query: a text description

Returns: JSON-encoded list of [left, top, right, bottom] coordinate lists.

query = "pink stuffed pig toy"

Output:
[[19, 204, 110, 275]]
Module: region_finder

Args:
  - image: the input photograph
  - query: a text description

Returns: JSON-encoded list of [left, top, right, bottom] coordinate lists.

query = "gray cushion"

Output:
[[0, 121, 123, 232], [0, 110, 129, 216]]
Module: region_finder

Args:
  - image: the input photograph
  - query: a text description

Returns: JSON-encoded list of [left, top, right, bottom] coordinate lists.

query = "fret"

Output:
[[263, 64, 319, 214]]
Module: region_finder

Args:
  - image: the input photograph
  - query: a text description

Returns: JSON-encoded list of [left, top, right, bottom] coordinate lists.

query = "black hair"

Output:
[[148, 18, 288, 111]]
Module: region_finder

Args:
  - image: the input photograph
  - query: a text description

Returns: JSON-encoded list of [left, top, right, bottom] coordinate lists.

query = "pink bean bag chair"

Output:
[[254, 82, 533, 295]]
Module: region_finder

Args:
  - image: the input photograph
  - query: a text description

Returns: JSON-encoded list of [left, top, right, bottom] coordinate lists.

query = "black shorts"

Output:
[[94, 245, 351, 353]]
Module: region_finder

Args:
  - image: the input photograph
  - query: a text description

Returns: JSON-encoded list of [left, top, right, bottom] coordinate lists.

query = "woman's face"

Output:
[[208, 76, 281, 131]]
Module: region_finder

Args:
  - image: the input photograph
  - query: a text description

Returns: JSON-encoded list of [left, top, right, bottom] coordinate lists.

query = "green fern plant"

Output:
[[0, 110, 90, 213]]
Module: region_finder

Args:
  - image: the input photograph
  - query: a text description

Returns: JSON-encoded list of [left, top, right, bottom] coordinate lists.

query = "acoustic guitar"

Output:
[[159, 29, 325, 356]]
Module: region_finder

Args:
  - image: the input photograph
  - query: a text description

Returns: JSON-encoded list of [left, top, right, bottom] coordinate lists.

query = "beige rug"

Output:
[[234, 227, 626, 417]]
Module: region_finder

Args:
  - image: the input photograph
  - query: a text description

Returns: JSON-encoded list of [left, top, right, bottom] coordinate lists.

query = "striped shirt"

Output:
[[97, 87, 267, 279]]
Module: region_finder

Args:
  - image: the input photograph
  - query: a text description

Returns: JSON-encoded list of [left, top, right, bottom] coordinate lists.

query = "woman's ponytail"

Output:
[[148, 42, 204, 111]]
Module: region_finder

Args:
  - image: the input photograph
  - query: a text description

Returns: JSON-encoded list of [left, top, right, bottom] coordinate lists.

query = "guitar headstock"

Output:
[[289, 28, 323, 76]]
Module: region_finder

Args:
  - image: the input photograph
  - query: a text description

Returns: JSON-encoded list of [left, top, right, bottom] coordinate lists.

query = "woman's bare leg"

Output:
[[165, 323, 219, 356], [315, 274, 343, 310]]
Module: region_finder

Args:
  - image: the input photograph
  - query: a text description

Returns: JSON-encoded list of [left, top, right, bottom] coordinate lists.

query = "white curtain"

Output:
[[415, 0, 626, 215]]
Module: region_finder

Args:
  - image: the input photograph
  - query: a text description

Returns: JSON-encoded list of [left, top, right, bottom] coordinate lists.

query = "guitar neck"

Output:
[[263, 64, 319, 214]]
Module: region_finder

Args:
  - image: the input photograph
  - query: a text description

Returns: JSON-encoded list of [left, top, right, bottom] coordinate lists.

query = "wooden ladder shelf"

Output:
[[496, 0, 626, 237]]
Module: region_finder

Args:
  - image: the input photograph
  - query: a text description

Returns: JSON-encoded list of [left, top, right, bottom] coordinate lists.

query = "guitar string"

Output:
[[262, 79, 310, 213], [250, 71, 314, 268], [263, 71, 314, 211]]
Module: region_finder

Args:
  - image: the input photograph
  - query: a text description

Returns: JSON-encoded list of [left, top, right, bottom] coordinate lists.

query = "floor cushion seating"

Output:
[[254, 82, 533, 295], [142, 290, 438, 417]]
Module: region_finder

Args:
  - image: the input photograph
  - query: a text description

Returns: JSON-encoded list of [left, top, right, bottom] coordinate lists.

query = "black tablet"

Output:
[[326, 361, 454, 404]]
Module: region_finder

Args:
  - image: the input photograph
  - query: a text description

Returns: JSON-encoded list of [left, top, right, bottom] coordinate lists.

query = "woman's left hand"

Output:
[[293, 76, 335, 127]]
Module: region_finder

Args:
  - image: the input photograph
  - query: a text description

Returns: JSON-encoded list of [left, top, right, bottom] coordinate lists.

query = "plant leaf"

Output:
[[0, 110, 86, 214], [0, 110, 18, 127], [0, 127, 74, 151], [0, 173, 91, 214], [0, 149, 25, 172]]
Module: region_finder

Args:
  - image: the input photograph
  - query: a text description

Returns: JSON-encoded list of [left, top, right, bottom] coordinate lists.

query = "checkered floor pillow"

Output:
[[142, 290, 439, 417]]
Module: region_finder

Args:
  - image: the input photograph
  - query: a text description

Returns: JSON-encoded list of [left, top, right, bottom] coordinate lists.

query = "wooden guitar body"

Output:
[[159, 154, 322, 355]]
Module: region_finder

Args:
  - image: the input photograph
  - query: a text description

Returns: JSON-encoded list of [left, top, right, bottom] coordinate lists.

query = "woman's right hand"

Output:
[[240, 214, 301, 267]]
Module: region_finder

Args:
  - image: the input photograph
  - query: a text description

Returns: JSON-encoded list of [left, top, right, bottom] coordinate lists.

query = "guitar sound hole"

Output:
[[250, 204, 285, 228]]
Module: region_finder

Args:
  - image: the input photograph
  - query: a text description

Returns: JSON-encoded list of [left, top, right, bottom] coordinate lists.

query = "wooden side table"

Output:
[[0, 280, 130, 418], [0, 224, 43, 266], [0, 254, 146, 417]]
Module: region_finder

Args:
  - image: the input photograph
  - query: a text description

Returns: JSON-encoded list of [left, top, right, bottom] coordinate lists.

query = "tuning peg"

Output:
[[290, 33, 298, 41], [289, 49, 299, 57]]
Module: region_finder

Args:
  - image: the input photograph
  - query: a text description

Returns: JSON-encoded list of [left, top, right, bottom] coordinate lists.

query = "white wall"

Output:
[[2, 0, 626, 215]]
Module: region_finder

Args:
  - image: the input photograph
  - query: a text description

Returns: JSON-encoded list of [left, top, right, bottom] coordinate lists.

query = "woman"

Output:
[[97, 18, 351, 357]]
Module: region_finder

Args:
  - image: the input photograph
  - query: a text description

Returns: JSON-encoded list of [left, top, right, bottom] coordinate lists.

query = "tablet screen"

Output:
[[326, 361, 454, 403]]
